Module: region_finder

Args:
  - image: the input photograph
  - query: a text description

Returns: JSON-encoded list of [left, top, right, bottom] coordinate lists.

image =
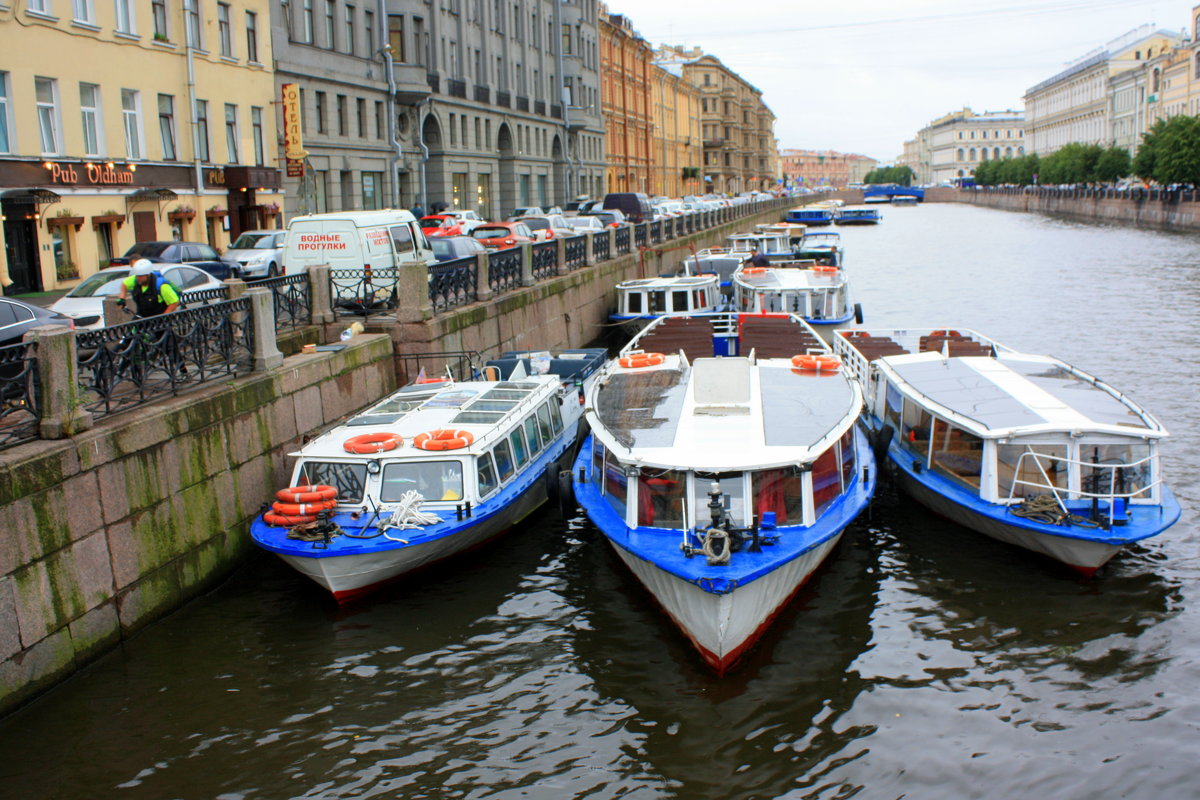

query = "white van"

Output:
[[283, 209, 435, 275]]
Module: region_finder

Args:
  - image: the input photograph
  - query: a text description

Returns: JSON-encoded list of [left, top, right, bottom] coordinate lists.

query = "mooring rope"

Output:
[[1009, 494, 1101, 528]]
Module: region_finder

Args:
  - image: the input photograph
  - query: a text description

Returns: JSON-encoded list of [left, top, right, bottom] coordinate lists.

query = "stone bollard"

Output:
[[584, 231, 596, 266], [395, 259, 433, 323], [307, 264, 335, 325], [555, 236, 568, 275], [24, 325, 92, 439], [247, 287, 284, 371], [607, 226, 618, 259], [475, 252, 493, 302], [519, 242, 534, 286], [102, 295, 135, 327], [223, 276, 247, 300]]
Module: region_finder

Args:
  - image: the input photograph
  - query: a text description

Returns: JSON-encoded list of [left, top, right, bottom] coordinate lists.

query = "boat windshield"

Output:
[[381, 460, 465, 502], [298, 461, 367, 504]]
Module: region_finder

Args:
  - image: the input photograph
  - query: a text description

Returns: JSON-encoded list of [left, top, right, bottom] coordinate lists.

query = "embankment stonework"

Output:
[[927, 186, 1200, 230], [0, 334, 395, 715]]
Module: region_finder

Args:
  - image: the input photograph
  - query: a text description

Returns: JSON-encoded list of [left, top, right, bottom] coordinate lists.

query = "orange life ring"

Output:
[[343, 432, 403, 454], [415, 375, 448, 385], [264, 511, 318, 527], [930, 329, 961, 337], [618, 352, 666, 369], [843, 330, 870, 338], [276, 484, 338, 503], [814, 265, 838, 274], [413, 428, 475, 451], [742, 267, 769, 275], [272, 498, 338, 517], [791, 354, 842, 372]]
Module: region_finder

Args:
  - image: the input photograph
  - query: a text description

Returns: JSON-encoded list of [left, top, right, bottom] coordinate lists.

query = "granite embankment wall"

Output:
[[0, 334, 395, 715], [926, 185, 1200, 230]]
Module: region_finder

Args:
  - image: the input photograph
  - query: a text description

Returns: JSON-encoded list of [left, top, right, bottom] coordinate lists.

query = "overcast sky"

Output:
[[601, 0, 1198, 161]]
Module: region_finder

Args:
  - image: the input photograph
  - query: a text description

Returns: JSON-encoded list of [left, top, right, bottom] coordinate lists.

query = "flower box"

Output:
[[91, 214, 125, 229], [47, 216, 84, 231]]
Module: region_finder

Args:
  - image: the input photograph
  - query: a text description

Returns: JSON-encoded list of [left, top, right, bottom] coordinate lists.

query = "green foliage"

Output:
[[862, 165, 914, 186], [1134, 115, 1200, 185], [1095, 147, 1132, 183], [973, 144, 1131, 186]]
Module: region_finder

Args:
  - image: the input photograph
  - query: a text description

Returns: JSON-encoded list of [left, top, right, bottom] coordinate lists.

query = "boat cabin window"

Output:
[[672, 290, 689, 311], [381, 461, 465, 502], [545, 399, 563, 435], [535, 402, 555, 445], [1080, 442, 1153, 500], [604, 455, 628, 517], [900, 398, 933, 457], [637, 469, 686, 528], [752, 467, 804, 525], [591, 439, 605, 487], [477, 453, 499, 498], [812, 446, 841, 518], [929, 419, 983, 488], [840, 430, 856, 489], [626, 292, 642, 314], [693, 472, 746, 527], [883, 383, 903, 432], [297, 461, 367, 504], [493, 439, 516, 483], [649, 291, 667, 314], [509, 428, 529, 468], [997, 443, 1068, 499], [523, 416, 542, 455]]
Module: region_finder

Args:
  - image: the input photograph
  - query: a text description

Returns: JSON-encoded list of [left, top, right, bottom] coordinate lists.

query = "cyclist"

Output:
[[118, 260, 180, 317]]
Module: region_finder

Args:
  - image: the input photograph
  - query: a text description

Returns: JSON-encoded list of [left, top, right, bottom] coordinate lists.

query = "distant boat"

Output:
[[732, 257, 862, 326], [833, 327, 1181, 573], [572, 313, 876, 672], [890, 195, 918, 206], [785, 206, 835, 226], [610, 274, 726, 336], [835, 206, 882, 224]]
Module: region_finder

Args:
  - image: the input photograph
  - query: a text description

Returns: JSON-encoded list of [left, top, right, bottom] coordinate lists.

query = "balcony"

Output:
[[474, 84, 490, 103], [703, 138, 725, 148], [551, 104, 562, 119], [448, 78, 467, 99], [535, 99, 546, 115], [427, 72, 440, 94], [516, 95, 529, 112], [496, 90, 511, 107], [391, 63, 432, 104]]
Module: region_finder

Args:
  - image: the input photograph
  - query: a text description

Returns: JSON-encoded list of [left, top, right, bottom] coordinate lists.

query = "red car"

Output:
[[469, 222, 536, 250], [419, 214, 464, 238]]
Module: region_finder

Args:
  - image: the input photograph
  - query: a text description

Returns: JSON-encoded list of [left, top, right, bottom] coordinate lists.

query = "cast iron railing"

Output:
[[516, 95, 529, 112], [395, 349, 484, 386], [76, 297, 254, 421], [650, 220, 662, 244], [593, 231, 610, 261], [253, 273, 311, 329], [179, 286, 230, 307], [0, 341, 39, 450], [488, 247, 521, 294], [534, 100, 545, 115], [429, 256, 478, 311], [563, 234, 587, 269], [474, 84, 490, 103], [531, 240, 557, 280], [329, 267, 401, 315], [496, 90, 511, 107], [634, 223, 648, 249], [615, 226, 631, 255]]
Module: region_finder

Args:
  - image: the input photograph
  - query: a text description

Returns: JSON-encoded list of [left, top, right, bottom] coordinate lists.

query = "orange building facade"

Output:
[[599, 6, 653, 194], [779, 149, 877, 190]]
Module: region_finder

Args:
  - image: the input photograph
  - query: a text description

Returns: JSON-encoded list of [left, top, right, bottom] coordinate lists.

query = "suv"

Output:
[[602, 192, 653, 223], [110, 241, 238, 279], [223, 230, 286, 278]]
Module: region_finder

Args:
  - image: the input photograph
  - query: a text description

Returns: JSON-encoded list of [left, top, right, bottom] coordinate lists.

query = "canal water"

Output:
[[2, 203, 1197, 799]]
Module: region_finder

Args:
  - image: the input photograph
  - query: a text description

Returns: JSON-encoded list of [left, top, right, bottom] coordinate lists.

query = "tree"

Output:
[[1147, 115, 1200, 185], [1094, 146, 1132, 183], [862, 165, 915, 186]]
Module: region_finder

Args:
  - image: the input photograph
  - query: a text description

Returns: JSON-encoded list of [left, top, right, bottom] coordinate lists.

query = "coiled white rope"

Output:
[[701, 528, 731, 566], [381, 490, 443, 541]]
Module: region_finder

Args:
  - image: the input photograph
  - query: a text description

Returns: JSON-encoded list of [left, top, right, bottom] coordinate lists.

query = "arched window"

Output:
[[994, 147, 1000, 159], [1194, 51, 1200, 80], [1018, 146, 1025, 156], [957, 147, 965, 161], [981, 149, 988, 160], [969, 147, 976, 161], [1005, 146, 1013, 158]]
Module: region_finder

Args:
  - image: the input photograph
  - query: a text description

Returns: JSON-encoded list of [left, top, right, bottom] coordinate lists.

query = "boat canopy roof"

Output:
[[801, 232, 841, 245], [735, 264, 845, 291], [591, 355, 860, 471], [878, 351, 1166, 439], [617, 274, 718, 290]]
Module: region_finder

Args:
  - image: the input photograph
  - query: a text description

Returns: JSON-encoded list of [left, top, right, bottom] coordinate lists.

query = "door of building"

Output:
[[133, 211, 157, 243], [1, 199, 42, 294]]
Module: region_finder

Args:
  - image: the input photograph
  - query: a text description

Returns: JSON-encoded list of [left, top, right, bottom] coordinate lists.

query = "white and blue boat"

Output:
[[251, 349, 607, 602], [834, 206, 882, 225], [785, 205, 836, 226], [833, 328, 1181, 574], [794, 231, 844, 267], [610, 273, 726, 336], [572, 314, 876, 673], [733, 258, 862, 327]]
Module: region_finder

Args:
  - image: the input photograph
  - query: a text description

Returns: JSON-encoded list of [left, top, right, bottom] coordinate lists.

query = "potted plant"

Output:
[[55, 261, 79, 281], [168, 204, 196, 221]]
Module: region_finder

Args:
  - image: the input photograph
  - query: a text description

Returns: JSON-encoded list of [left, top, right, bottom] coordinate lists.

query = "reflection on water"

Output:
[[0, 204, 1198, 799]]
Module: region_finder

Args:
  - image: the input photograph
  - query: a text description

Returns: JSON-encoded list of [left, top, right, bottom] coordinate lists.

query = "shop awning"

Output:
[[127, 187, 179, 201], [1, 188, 62, 206]]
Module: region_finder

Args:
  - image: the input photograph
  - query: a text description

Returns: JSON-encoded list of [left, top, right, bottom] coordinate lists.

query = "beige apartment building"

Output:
[[649, 63, 702, 198], [912, 108, 1025, 184], [0, 0, 282, 295]]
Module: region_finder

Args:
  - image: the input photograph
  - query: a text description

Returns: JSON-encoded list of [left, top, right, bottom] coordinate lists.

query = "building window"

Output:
[[158, 93, 177, 160], [315, 91, 327, 133], [361, 172, 381, 209], [324, 0, 335, 48], [374, 100, 383, 139], [120, 88, 142, 158], [195, 98, 210, 161], [224, 103, 239, 164], [364, 9, 374, 53], [36, 77, 63, 155], [344, 4, 356, 55], [356, 97, 365, 137], [246, 10, 259, 61], [388, 15, 405, 62], [184, 0, 202, 47], [0, 72, 12, 154], [337, 94, 347, 136], [251, 106, 264, 165], [28, 0, 50, 13], [152, 0, 167, 38], [72, 0, 94, 24], [217, 3, 233, 56], [301, 0, 314, 43], [114, 0, 134, 33], [79, 82, 102, 156]]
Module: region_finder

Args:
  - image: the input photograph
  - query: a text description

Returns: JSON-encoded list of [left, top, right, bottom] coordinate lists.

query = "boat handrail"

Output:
[[1003, 450, 1160, 525], [831, 335, 872, 387]]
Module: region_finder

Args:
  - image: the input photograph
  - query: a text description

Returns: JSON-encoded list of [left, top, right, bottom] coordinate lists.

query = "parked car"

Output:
[[223, 230, 286, 279], [419, 214, 467, 237], [109, 241, 238, 279], [469, 222, 537, 250], [440, 209, 486, 233], [506, 206, 544, 220], [602, 192, 653, 223], [49, 264, 226, 329], [580, 209, 627, 228], [565, 215, 606, 233], [515, 214, 576, 240], [0, 297, 84, 346], [430, 236, 488, 262]]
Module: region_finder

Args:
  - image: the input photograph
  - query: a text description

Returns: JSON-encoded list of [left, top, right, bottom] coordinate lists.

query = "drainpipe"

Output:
[[185, 28, 203, 202], [417, 97, 431, 209], [379, 0, 402, 208]]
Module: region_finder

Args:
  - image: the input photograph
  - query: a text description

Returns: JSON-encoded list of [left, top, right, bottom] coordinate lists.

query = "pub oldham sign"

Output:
[[46, 162, 135, 185]]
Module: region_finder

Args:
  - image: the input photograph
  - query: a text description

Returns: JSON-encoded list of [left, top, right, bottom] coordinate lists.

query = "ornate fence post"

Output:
[[223, 276, 247, 301], [607, 226, 618, 259], [475, 252, 493, 302], [25, 326, 92, 439], [397, 260, 434, 322], [584, 231, 596, 266], [555, 235, 568, 275], [519, 242, 534, 286], [308, 264, 335, 324], [247, 287, 284, 371]]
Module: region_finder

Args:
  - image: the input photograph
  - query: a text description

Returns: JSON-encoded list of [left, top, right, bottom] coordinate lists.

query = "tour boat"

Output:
[[733, 257, 862, 327], [834, 206, 882, 225], [785, 206, 835, 226], [832, 328, 1181, 573], [754, 222, 807, 247], [725, 230, 795, 260], [250, 349, 607, 602], [571, 313, 876, 673], [610, 273, 726, 336], [890, 195, 919, 206], [794, 231, 844, 267]]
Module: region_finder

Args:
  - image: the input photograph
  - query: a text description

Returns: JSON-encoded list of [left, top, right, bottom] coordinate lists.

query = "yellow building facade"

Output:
[[0, 0, 282, 294], [649, 63, 701, 198]]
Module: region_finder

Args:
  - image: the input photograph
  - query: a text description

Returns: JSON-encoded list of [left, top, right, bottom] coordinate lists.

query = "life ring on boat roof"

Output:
[[343, 432, 404, 454], [791, 354, 842, 372], [264, 511, 319, 527], [618, 351, 666, 369], [742, 267, 769, 275], [413, 429, 475, 451], [930, 329, 961, 337], [271, 498, 338, 517], [814, 265, 838, 274], [276, 484, 338, 503]]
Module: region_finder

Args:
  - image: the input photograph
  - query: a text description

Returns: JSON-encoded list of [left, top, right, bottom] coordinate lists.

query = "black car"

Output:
[[430, 236, 488, 262], [0, 296, 87, 347], [110, 241, 238, 279], [579, 209, 627, 228]]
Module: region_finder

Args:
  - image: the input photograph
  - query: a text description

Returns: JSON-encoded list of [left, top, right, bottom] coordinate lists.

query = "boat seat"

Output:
[[636, 317, 716, 361]]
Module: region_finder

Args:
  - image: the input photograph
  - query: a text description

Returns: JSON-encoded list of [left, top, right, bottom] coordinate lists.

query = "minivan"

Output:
[[601, 192, 653, 224]]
